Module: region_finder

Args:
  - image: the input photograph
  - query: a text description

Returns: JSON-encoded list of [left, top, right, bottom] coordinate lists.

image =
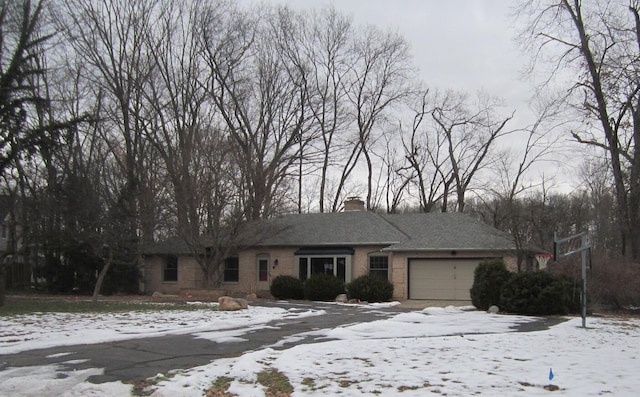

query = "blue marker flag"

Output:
[[549, 368, 554, 381]]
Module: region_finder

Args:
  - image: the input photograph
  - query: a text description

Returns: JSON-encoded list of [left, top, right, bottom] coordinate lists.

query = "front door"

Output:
[[257, 257, 269, 291]]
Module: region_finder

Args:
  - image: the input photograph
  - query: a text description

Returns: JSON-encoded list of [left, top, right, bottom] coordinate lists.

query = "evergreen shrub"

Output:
[[303, 273, 345, 301], [102, 263, 141, 295], [470, 259, 513, 310], [500, 271, 580, 315], [270, 275, 304, 300], [346, 274, 394, 302]]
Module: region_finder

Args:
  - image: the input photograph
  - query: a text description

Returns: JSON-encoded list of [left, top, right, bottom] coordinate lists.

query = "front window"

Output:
[[300, 256, 347, 281], [297, 253, 352, 282], [163, 255, 178, 282], [369, 254, 389, 279], [224, 256, 239, 282], [311, 257, 334, 275]]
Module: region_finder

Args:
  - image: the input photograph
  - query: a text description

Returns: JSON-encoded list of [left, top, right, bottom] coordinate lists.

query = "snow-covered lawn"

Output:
[[0, 302, 322, 355], [1, 303, 639, 396]]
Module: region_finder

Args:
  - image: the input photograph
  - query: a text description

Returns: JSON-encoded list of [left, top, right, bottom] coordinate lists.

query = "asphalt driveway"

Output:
[[0, 301, 566, 385]]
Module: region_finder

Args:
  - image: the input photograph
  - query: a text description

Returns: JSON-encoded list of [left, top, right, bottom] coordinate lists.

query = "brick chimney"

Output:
[[344, 197, 365, 211]]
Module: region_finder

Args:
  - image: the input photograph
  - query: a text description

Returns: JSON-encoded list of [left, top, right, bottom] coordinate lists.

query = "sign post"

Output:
[[554, 232, 590, 328]]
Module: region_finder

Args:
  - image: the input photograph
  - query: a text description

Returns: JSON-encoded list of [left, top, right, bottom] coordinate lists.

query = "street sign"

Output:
[[553, 232, 591, 328]]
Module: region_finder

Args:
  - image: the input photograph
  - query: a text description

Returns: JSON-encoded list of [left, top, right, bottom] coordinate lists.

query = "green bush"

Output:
[[470, 259, 513, 310], [500, 271, 580, 315], [270, 275, 305, 300], [346, 274, 394, 302], [101, 263, 141, 295], [303, 273, 345, 301]]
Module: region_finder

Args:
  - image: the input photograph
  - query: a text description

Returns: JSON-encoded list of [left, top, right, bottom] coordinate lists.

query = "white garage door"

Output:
[[408, 259, 480, 300]]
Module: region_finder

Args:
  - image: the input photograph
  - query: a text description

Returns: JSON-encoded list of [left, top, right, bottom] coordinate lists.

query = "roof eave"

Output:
[[382, 247, 517, 252], [254, 241, 402, 247]]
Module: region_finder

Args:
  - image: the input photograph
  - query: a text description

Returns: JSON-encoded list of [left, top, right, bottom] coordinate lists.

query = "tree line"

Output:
[[0, 0, 637, 302]]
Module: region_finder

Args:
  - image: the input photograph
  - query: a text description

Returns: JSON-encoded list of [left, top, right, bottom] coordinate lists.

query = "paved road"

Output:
[[0, 301, 566, 384]]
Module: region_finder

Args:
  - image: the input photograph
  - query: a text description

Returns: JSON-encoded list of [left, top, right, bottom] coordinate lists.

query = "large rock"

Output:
[[218, 296, 249, 311], [488, 305, 500, 314], [335, 294, 348, 303]]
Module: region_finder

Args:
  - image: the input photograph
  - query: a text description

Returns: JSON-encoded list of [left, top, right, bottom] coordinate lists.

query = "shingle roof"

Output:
[[141, 236, 216, 255], [144, 211, 517, 254], [379, 212, 516, 251], [245, 211, 515, 251], [243, 211, 407, 246]]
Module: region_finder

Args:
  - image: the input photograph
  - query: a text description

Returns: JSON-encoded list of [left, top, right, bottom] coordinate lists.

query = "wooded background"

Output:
[[1, 0, 638, 307]]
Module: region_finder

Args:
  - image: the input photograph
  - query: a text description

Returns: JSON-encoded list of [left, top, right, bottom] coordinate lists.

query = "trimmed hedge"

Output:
[[500, 271, 580, 315], [346, 274, 394, 302], [470, 259, 512, 310], [303, 273, 345, 301], [270, 275, 304, 300]]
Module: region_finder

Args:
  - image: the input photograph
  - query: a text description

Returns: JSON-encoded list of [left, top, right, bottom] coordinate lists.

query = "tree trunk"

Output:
[[0, 262, 5, 307], [92, 247, 113, 304], [567, 0, 638, 259]]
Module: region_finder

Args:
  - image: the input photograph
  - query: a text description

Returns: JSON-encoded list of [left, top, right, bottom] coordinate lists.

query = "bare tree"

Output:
[[132, 0, 243, 287], [519, 0, 640, 259], [335, 25, 412, 211], [370, 126, 409, 213], [462, 90, 566, 267], [491, 102, 562, 203], [580, 157, 621, 253], [53, 0, 168, 300], [43, 53, 139, 302], [143, 1, 207, 242], [201, 4, 312, 220], [294, 7, 353, 212], [431, 91, 514, 212], [398, 90, 453, 212], [57, 0, 156, 244]]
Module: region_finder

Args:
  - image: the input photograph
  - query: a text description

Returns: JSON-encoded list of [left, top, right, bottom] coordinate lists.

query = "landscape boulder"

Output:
[[335, 293, 348, 303], [488, 305, 500, 314], [218, 296, 249, 311]]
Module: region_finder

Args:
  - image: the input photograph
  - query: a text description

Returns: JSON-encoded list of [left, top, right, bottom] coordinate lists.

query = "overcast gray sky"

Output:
[[250, 0, 532, 114]]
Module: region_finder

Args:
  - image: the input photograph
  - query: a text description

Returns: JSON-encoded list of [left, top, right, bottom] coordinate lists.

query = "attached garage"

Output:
[[408, 258, 480, 300]]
